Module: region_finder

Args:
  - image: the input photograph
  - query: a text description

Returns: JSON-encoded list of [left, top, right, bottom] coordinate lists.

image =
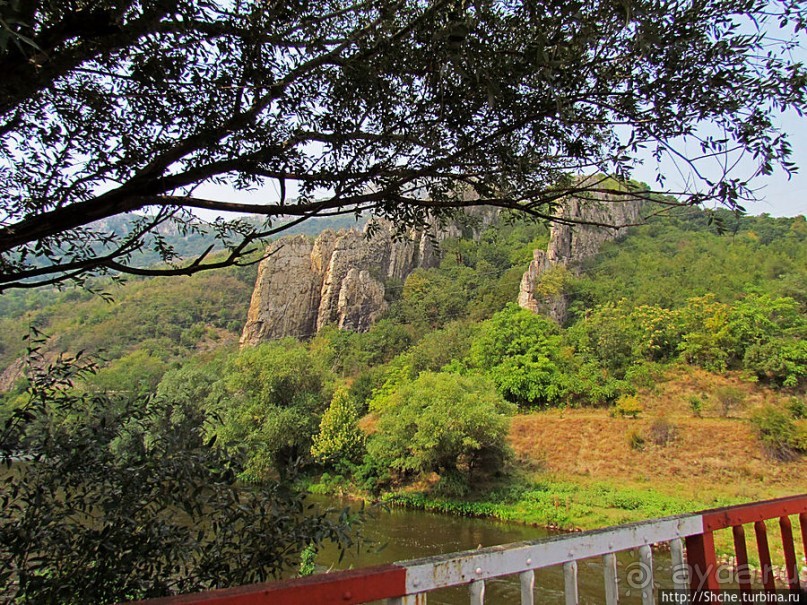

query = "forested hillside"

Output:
[[0, 213, 366, 390], [2, 207, 806, 600], [570, 211, 807, 312], [2, 209, 804, 471]]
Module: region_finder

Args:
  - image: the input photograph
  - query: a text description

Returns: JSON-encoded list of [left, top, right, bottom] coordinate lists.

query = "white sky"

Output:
[[195, 111, 807, 221], [745, 111, 807, 217], [629, 110, 807, 218]]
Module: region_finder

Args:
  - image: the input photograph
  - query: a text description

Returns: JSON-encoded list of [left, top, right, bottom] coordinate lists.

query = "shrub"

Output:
[[351, 453, 393, 495], [623, 361, 666, 391], [311, 387, 366, 467], [714, 386, 746, 418], [348, 365, 388, 410], [648, 417, 677, 446], [628, 430, 646, 451], [743, 339, 807, 388], [434, 470, 471, 498], [677, 295, 734, 372], [786, 397, 807, 420], [749, 405, 804, 461], [613, 395, 643, 419], [559, 361, 629, 407], [793, 421, 807, 452], [567, 301, 639, 377], [688, 395, 704, 418], [367, 372, 515, 481]]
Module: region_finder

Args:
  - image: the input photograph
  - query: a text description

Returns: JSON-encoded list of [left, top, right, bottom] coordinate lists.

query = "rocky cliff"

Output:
[[517, 190, 644, 323], [242, 188, 643, 344], [241, 218, 465, 344]]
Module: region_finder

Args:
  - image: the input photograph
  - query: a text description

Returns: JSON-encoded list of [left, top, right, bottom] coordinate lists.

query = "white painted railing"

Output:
[[378, 512, 698, 605]]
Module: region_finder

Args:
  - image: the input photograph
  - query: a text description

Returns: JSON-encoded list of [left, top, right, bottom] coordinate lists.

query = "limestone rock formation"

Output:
[[0, 358, 24, 393], [518, 191, 644, 323], [241, 219, 450, 345], [337, 269, 387, 331], [241, 236, 322, 342]]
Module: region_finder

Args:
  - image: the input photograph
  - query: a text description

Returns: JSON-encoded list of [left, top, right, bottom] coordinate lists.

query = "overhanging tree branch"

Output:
[[1, 0, 805, 291]]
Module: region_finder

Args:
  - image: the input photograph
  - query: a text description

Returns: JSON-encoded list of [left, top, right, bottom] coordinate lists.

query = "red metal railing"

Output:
[[131, 494, 807, 605], [686, 494, 807, 597]]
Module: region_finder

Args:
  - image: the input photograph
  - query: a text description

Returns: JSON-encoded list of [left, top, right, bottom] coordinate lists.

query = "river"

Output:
[[313, 498, 678, 604]]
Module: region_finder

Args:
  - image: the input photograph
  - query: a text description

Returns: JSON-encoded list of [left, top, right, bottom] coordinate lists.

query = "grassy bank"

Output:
[[310, 474, 799, 568], [379, 475, 728, 530], [309, 369, 807, 567]]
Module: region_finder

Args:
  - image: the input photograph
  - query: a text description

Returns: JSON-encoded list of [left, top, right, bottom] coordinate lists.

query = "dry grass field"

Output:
[[509, 367, 807, 504], [503, 368, 806, 565]]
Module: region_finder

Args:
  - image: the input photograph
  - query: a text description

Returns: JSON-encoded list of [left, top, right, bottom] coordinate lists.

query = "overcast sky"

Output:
[[747, 110, 807, 217]]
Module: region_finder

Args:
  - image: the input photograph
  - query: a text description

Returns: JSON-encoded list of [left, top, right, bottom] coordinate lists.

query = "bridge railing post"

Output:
[[779, 516, 801, 592], [603, 553, 619, 605], [685, 530, 719, 601], [669, 537, 688, 591], [519, 570, 535, 605]]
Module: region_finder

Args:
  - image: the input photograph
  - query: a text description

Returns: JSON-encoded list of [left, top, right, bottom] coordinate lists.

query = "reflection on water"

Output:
[[313, 498, 676, 605]]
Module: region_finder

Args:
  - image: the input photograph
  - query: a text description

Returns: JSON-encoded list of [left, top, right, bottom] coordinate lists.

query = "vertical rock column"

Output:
[[518, 194, 644, 323], [240, 236, 322, 345]]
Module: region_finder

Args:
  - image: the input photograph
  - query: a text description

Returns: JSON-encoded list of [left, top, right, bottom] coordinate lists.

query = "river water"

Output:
[[314, 499, 678, 604]]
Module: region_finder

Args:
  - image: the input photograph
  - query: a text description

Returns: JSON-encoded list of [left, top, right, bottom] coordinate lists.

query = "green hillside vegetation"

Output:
[[570, 212, 807, 311], [2, 208, 806, 528], [0, 215, 366, 328], [0, 258, 258, 403]]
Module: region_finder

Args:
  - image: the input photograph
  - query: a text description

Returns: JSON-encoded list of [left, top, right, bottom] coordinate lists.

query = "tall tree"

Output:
[[1, 0, 805, 289]]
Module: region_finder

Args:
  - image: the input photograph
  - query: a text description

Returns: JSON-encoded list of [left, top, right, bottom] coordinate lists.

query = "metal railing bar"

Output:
[[603, 552, 619, 605], [638, 544, 655, 605], [731, 525, 752, 592], [685, 531, 719, 593], [403, 515, 703, 593], [779, 516, 800, 591], [669, 538, 688, 591], [799, 513, 807, 575], [563, 560, 579, 605], [519, 570, 535, 605], [753, 520, 776, 592], [702, 495, 807, 531], [469, 580, 484, 605]]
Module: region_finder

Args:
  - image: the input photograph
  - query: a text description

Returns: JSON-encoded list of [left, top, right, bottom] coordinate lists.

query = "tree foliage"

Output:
[[569, 213, 807, 312], [211, 340, 333, 480], [468, 304, 565, 405], [568, 293, 807, 388], [0, 349, 356, 603], [1, 0, 805, 289], [311, 386, 366, 467], [368, 372, 515, 480]]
